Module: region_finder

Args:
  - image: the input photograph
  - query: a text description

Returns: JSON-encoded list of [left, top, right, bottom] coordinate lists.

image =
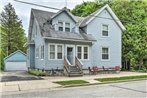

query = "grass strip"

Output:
[[95, 75, 147, 82], [54, 80, 89, 85]]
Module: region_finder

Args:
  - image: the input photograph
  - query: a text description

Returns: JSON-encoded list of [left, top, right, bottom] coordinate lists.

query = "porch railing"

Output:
[[64, 56, 71, 75], [75, 56, 83, 73]]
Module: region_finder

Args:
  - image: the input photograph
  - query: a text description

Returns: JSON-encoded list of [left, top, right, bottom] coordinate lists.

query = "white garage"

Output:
[[4, 50, 27, 71]]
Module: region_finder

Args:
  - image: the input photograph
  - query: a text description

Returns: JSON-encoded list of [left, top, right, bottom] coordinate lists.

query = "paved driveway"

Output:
[[0, 71, 43, 82]]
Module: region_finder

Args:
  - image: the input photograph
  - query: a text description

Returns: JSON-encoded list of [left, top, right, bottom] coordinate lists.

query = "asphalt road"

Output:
[[2, 80, 147, 98]]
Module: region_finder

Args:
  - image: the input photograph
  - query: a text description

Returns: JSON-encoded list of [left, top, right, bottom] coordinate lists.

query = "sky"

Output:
[[1, 0, 94, 36]]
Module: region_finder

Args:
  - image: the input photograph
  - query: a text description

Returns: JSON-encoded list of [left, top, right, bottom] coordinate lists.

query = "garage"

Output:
[[4, 50, 27, 71]]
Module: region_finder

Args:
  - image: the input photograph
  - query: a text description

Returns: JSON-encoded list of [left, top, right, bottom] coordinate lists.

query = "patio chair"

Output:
[[88, 67, 95, 75]]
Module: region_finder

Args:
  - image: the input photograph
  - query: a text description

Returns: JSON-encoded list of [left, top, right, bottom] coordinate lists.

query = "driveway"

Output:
[[0, 71, 43, 82]]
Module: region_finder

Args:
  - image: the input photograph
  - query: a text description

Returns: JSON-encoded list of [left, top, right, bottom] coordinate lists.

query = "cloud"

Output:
[[1, 0, 94, 36]]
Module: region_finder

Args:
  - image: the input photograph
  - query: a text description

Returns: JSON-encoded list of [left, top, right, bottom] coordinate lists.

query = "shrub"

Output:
[[28, 69, 46, 76]]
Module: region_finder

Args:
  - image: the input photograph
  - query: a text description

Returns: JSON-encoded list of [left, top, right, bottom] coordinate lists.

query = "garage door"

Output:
[[5, 62, 27, 71]]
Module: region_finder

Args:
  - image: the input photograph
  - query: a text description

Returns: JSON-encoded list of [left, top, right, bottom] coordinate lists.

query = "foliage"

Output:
[[0, 3, 27, 56], [28, 69, 46, 76], [95, 75, 147, 82], [0, 48, 6, 71], [71, 0, 147, 70], [54, 80, 89, 85]]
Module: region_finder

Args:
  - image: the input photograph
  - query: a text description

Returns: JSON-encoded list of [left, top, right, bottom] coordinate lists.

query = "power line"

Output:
[[13, 0, 61, 10], [13, 0, 147, 26]]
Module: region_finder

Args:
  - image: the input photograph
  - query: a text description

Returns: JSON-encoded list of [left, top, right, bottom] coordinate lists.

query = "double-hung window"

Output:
[[102, 25, 108, 36], [65, 23, 70, 32], [84, 47, 88, 59], [49, 44, 63, 60], [102, 47, 109, 60], [77, 46, 89, 60], [57, 45, 63, 59], [77, 46, 82, 59], [49, 45, 55, 59], [41, 45, 44, 59], [58, 22, 63, 31]]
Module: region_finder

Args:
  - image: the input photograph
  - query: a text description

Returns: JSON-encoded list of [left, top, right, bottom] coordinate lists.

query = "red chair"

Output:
[[115, 66, 120, 71]]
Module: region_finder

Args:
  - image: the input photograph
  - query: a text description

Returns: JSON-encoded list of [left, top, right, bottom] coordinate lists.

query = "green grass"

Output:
[[28, 69, 46, 76], [95, 75, 147, 82], [54, 80, 89, 85]]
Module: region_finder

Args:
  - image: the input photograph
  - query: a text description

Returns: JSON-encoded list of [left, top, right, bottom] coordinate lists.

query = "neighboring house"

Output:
[[27, 4, 125, 76], [4, 50, 27, 71]]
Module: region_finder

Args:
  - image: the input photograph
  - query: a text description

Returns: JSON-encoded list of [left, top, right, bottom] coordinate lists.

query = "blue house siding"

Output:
[[27, 5, 125, 71], [87, 9, 122, 67], [44, 40, 92, 70]]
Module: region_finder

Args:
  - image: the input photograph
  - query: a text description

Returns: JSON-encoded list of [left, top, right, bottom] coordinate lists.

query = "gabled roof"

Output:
[[80, 4, 126, 31], [4, 50, 26, 62], [29, 8, 96, 42], [51, 7, 77, 23]]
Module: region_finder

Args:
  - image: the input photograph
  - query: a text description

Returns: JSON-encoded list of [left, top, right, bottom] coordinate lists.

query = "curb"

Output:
[[61, 78, 147, 88]]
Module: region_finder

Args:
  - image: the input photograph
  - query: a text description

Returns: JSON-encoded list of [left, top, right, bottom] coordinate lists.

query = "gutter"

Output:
[[43, 37, 96, 43]]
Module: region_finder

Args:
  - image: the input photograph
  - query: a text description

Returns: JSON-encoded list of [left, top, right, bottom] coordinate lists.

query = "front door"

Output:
[[67, 47, 74, 65]]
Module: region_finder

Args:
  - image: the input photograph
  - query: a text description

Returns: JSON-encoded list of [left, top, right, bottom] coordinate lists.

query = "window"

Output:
[[102, 47, 109, 60], [49, 45, 55, 59], [41, 45, 44, 59], [77, 46, 89, 60], [84, 47, 88, 59], [77, 46, 82, 59], [36, 47, 39, 58], [57, 45, 63, 59], [49, 44, 63, 60], [65, 23, 70, 32], [58, 22, 63, 31], [102, 25, 108, 36]]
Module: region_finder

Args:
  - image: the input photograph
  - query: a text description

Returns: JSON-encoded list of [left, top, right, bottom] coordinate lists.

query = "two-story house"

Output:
[[27, 4, 125, 76]]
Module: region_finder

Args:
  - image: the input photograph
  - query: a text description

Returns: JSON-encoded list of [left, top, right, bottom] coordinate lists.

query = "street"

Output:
[[2, 80, 147, 98]]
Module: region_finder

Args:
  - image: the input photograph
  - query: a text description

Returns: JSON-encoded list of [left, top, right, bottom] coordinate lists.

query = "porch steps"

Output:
[[68, 66, 83, 77]]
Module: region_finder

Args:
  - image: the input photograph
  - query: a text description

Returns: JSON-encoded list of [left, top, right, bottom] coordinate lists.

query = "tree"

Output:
[[71, 0, 147, 70], [0, 3, 26, 56]]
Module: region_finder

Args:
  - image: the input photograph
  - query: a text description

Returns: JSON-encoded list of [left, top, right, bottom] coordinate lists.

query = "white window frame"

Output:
[[76, 45, 89, 60], [101, 47, 110, 61], [65, 22, 71, 32], [58, 21, 64, 31], [58, 21, 71, 32], [35, 47, 39, 58], [101, 24, 109, 37], [40, 45, 44, 60], [48, 43, 64, 60]]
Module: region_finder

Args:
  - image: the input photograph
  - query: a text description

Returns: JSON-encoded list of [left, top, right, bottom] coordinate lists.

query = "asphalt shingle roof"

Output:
[[31, 8, 96, 42]]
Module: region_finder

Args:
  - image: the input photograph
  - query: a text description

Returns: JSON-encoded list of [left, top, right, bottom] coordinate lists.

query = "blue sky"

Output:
[[1, 0, 94, 36]]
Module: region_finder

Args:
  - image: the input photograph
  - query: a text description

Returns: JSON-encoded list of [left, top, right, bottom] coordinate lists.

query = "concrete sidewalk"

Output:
[[0, 71, 146, 93]]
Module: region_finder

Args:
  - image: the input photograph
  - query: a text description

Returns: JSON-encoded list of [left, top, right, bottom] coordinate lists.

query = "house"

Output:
[[4, 50, 27, 71], [27, 4, 125, 76]]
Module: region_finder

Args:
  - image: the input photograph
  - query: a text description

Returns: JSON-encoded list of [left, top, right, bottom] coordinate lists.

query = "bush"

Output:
[[28, 69, 46, 76], [0, 49, 6, 71]]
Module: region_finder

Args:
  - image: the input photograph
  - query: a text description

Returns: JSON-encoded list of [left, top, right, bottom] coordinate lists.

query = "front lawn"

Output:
[[95, 75, 147, 82], [54, 80, 89, 85]]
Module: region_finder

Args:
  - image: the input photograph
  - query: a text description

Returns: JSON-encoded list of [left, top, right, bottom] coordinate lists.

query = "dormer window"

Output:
[[102, 24, 108, 36], [58, 22, 70, 32], [58, 22, 63, 31], [65, 23, 70, 32]]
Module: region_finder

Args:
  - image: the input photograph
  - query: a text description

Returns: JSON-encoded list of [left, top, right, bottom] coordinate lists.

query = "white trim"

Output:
[[85, 4, 126, 31], [101, 46, 110, 61], [101, 24, 109, 37], [43, 37, 95, 42], [66, 45, 75, 65], [48, 43, 64, 60], [76, 45, 89, 60]]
